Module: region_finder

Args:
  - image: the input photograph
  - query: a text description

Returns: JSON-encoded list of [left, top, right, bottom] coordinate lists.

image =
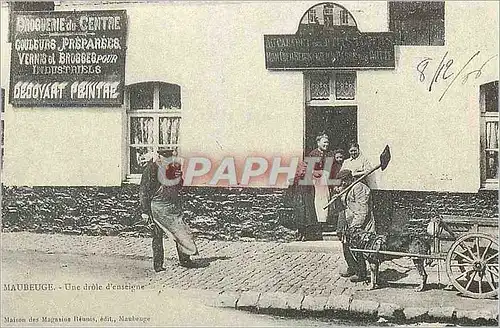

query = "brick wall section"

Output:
[[0, 185, 296, 241], [1, 185, 146, 237], [1, 186, 497, 241], [373, 189, 499, 236], [182, 187, 296, 242]]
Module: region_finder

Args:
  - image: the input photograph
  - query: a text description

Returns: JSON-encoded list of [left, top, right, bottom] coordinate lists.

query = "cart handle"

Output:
[[350, 248, 445, 260]]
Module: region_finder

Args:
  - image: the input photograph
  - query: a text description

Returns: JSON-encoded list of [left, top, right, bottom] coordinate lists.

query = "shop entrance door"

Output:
[[305, 106, 357, 155], [305, 105, 357, 235]]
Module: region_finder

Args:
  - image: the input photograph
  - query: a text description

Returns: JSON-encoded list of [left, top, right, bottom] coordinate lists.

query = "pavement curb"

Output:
[[191, 289, 498, 325], [3, 233, 498, 326]]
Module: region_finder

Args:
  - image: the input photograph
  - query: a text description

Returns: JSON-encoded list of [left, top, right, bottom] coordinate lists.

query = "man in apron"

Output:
[[139, 149, 198, 272]]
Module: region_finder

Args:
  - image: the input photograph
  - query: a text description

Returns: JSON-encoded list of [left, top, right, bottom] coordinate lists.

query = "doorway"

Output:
[[305, 106, 357, 155], [304, 105, 357, 235]]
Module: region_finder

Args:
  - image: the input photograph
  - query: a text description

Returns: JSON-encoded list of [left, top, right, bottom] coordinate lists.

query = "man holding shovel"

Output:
[[335, 169, 375, 282], [326, 145, 391, 282]]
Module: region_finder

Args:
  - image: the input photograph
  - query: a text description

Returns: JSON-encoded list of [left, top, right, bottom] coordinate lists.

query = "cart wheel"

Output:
[[446, 233, 498, 299]]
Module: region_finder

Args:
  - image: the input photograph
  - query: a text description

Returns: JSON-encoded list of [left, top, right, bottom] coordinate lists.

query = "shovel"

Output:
[[323, 145, 391, 210]]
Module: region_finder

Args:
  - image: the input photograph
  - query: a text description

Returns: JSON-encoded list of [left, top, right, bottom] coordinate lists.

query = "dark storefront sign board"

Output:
[[9, 10, 127, 107], [264, 33, 395, 70]]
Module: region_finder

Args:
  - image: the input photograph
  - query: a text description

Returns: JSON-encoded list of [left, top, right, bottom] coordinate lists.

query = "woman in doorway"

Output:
[[327, 148, 345, 231], [308, 133, 335, 233], [331, 148, 345, 183]]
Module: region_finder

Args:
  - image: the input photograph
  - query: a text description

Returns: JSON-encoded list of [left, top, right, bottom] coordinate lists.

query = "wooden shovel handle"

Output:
[[323, 164, 381, 210]]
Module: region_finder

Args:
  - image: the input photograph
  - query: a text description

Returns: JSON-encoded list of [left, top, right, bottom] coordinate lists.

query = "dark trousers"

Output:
[[338, 209, 366, 277], [152, 223, 190, 270], [342, 239, 367, 278]]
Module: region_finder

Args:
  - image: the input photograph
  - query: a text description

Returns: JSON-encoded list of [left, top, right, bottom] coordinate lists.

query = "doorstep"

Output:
[[322, 231, 340, 241]]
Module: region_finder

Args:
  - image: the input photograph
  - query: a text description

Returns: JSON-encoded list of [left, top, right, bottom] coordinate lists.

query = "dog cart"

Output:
[[431, 215, 498, 299], [346, 215, 498, 299], [324, 145, 498, 299]]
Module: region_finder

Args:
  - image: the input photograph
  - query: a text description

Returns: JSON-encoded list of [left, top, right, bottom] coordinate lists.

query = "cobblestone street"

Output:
[[1, 232, 498, 325]]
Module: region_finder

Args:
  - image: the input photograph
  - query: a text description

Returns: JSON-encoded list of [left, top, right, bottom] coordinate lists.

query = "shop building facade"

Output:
[[1, 1, 498, 240]]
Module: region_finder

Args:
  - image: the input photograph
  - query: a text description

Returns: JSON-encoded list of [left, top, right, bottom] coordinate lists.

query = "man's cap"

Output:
[[336, 169, 353, 180]]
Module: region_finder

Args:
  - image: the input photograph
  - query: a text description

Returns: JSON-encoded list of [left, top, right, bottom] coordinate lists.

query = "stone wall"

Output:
[[374, 189, 499, 236], [2, 185, 497, 241], [1, 185, 296, 242], [1, 185, 145, 237]]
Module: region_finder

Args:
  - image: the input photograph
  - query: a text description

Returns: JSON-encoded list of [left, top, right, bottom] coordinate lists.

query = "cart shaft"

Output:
[[350, 248, 445, 260]]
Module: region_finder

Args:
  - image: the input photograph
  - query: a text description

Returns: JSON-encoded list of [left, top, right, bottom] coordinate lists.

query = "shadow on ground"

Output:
[[193, 256, 232, 268]]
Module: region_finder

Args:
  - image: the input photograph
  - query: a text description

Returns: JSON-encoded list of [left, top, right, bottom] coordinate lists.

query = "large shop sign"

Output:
[[264, 3, 395, 70], [264, 33, 395, 70], [9, 10, 127, 107]]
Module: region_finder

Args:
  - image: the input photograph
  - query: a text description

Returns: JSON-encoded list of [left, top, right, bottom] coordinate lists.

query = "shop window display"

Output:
[[127, 82, 181, 176]]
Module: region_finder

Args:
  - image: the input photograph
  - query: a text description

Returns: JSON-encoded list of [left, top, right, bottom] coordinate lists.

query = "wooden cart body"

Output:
[[433, 215, 498, 299], [351, 214, 498, 299]]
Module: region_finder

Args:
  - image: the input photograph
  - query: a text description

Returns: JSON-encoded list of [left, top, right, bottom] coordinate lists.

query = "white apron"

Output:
[[313, 170, 330, 223]]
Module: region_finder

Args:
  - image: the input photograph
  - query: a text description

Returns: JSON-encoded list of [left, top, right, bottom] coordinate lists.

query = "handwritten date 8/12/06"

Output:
[[416, 51, 498, 101]]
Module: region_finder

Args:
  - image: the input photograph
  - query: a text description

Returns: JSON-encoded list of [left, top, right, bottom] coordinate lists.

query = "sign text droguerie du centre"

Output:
[[10, 10, 128, 107]]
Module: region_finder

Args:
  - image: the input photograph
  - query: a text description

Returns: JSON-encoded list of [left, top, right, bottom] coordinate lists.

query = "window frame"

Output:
[[305, 71, 357, 106], [323, 5, 334, 28], [340, 9, 349, 25], [308, 9, 316, 23], [479, 81, 499, 190], [125, 82, 181, 182]]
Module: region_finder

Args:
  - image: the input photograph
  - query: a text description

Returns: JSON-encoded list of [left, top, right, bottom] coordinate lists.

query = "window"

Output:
[[307, 72, 356, 102], [340, 9, 349, 25], [127, 82, 181, 177], [323, 5, 334, 28], [308, 9, 317, 24], [389, 1, 445, 46], [480, 81, 498, 188], [305, 72, 357, 155], [298, 3, 357, 35], [335, 72, 356, 100], [310, 75, 330, 100]]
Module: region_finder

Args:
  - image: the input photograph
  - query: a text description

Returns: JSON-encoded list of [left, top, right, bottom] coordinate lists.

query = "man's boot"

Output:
[[340, 269, 356, 278], [177, 243, 196, 268], [152, 226, 165, 272], [350, 275, 368, 283]]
